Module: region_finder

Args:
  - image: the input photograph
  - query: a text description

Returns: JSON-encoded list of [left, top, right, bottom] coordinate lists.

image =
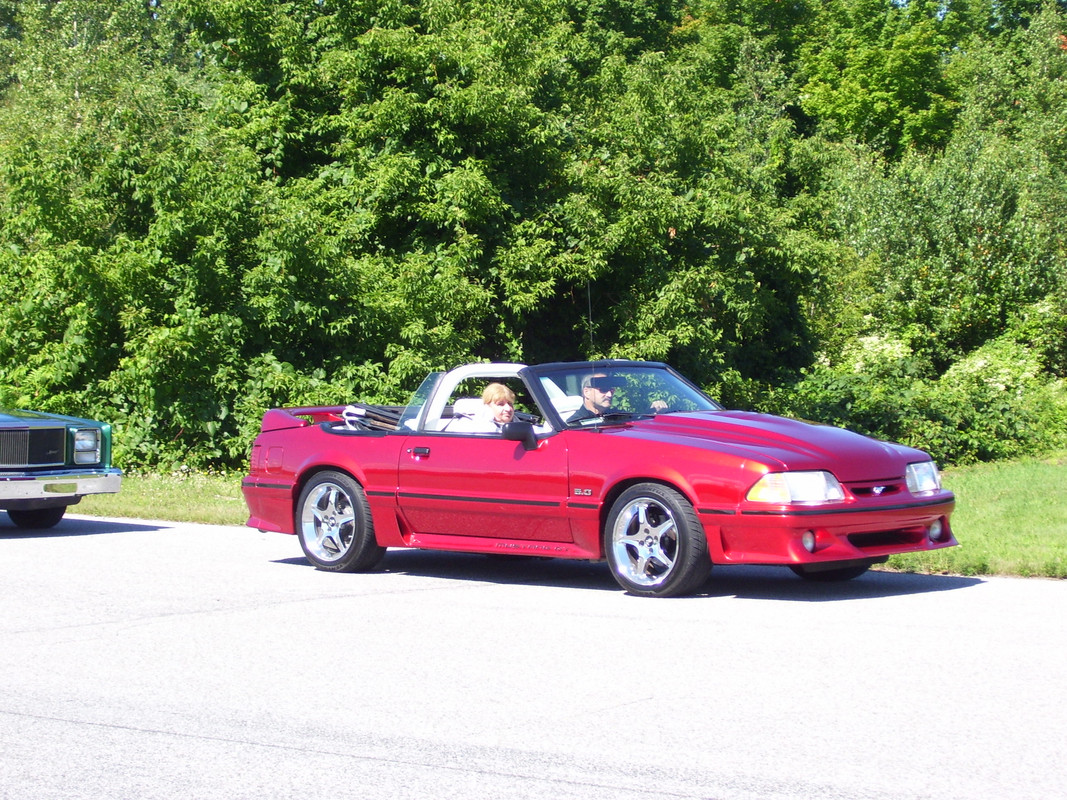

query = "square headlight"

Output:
[[906, 461, 941, 495], [74, 428, 101, 464], [746, 471, 846, 504]]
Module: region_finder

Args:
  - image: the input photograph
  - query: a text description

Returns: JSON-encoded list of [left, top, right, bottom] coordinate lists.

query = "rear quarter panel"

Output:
[[243, 422, 406, 542]]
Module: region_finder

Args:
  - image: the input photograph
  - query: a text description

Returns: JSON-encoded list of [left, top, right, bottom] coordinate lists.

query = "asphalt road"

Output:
[[1, 515, 1065, 800]]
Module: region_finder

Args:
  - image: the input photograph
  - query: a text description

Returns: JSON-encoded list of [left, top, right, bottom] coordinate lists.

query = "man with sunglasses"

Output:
[[568, 371, 670, 424], [568, 372, 619, 423]]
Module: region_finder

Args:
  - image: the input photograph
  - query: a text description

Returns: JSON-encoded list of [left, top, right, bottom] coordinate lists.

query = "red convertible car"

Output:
[[242, 361, 956, 596]]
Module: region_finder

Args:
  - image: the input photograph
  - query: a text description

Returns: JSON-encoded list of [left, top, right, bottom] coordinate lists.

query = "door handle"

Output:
[[408, 446, 431, 457]]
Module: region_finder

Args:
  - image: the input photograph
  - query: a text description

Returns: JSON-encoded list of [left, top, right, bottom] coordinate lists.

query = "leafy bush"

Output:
[[774, 334, 1067, 466], [1, 0, 1065, 470]]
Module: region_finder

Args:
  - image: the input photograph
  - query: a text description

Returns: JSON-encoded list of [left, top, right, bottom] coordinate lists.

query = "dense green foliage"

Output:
[[0, 0, 1065, 468]]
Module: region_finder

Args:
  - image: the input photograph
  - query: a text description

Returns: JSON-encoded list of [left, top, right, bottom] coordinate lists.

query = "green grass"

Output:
[[77, 469, 248, 526], [76, 456, 1067, 578]]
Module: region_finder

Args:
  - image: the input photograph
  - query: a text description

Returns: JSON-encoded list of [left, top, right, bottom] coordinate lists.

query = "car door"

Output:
[[396, 431, 572, 542]]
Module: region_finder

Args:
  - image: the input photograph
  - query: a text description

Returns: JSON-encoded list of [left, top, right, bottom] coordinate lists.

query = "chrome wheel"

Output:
[[300, 481, 356, 564], [296, 471, 385, 572], [610, 498, 679, 588], [604, 483, 710, 597]]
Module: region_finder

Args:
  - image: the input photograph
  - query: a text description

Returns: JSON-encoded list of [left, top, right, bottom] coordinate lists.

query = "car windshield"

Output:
[[398, 372, 443, 429], [537, 364, 720, 426]]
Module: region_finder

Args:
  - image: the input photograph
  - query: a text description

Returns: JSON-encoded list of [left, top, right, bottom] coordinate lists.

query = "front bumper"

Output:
[[0, 468, 123, 509], [708, 494, 957, 565]]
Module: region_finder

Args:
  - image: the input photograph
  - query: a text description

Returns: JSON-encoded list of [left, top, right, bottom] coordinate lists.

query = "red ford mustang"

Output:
[[241, 361, 956, 596]]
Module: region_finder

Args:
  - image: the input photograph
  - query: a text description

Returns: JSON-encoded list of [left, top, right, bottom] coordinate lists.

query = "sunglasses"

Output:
[[586, 377, 625, 391]]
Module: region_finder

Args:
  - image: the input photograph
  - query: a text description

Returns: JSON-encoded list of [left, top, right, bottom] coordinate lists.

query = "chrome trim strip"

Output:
[[0, 469, 122, 502]]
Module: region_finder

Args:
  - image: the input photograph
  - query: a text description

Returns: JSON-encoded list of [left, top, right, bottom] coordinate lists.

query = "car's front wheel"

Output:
[[6, 506, 66, 529], [604, 483, 710, 597], [296, 472, 385, 572]]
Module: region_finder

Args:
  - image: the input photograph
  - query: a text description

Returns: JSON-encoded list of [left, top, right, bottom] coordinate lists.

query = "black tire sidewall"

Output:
[[7, 506, 67, 529], [604, 483, 709, 597], [295, 471, 384, 572]]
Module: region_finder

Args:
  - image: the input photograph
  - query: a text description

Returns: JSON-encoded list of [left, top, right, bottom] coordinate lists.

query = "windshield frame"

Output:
[[398, 372, 445, 430], [524, 360, 722, 429]]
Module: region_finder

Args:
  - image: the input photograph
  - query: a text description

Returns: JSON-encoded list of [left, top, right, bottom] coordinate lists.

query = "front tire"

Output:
[[6, 507, 66, 529], [789, 563, 871, 582], [604, 483, 710, 597], [296, 472, 385, 572]]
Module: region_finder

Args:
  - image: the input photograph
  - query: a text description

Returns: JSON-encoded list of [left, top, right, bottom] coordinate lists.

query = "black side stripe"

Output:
[[244, 481, 290, 491], [398, 492, 560, 508]]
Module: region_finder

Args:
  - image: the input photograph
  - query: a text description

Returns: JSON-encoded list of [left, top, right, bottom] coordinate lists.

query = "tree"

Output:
[[1, 0, 1065, 468], [799, 0, 961, 157]]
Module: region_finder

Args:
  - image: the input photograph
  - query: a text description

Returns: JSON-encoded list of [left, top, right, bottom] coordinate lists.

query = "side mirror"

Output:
[[501, 421, 538, 451]]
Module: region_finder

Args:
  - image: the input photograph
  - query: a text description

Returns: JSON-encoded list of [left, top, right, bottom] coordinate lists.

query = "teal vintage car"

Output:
[[0, 409, 122, 529]]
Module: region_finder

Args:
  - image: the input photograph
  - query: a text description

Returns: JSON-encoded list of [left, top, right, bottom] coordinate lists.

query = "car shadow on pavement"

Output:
[[274, 549, 622, 592], [693, 564, 984, 602], [277, 548, 984, 600], [0, 515, 170, 539]]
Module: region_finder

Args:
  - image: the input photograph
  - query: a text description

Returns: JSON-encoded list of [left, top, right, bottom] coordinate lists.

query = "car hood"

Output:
[[624, 411, 927, 481], [0, 409, 80, 427]]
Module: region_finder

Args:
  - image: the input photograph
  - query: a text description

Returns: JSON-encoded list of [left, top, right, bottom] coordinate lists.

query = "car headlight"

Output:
[[906, 461, 941, 495], [74, 428, 101, 464], [746, 471, 846, 504]]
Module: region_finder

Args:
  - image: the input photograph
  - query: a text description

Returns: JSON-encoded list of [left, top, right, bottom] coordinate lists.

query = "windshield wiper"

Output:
[[572, 411, 654, 427]]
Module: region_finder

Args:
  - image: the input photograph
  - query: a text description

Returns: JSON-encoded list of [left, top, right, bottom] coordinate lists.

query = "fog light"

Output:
[[928, 520, 943, 542], [802, 530, 817, 553]]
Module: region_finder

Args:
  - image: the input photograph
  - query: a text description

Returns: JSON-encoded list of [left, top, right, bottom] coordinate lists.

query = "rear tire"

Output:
[[6, 507, 66, 529], [604, 483, 710, 597], [296, 472, 385, 572]]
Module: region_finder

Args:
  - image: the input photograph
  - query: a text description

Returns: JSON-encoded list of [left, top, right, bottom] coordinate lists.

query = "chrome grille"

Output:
[[0, 428, 66, 467]]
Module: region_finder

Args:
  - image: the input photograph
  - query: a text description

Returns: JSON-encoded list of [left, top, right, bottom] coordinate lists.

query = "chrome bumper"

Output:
[[0, 468, 123, 506]]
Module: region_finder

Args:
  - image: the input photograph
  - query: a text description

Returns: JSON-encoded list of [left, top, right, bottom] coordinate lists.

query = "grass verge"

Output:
[[77, 468, 247, 527], [76, 455, 1067, 578]]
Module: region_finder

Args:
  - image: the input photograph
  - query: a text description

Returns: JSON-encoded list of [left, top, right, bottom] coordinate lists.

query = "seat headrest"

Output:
[[451, 398, 484, 417]]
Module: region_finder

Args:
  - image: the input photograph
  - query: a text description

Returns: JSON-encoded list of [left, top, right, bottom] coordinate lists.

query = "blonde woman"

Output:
[[444, 382, 516, 432], [479, 382, 515, 429]]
